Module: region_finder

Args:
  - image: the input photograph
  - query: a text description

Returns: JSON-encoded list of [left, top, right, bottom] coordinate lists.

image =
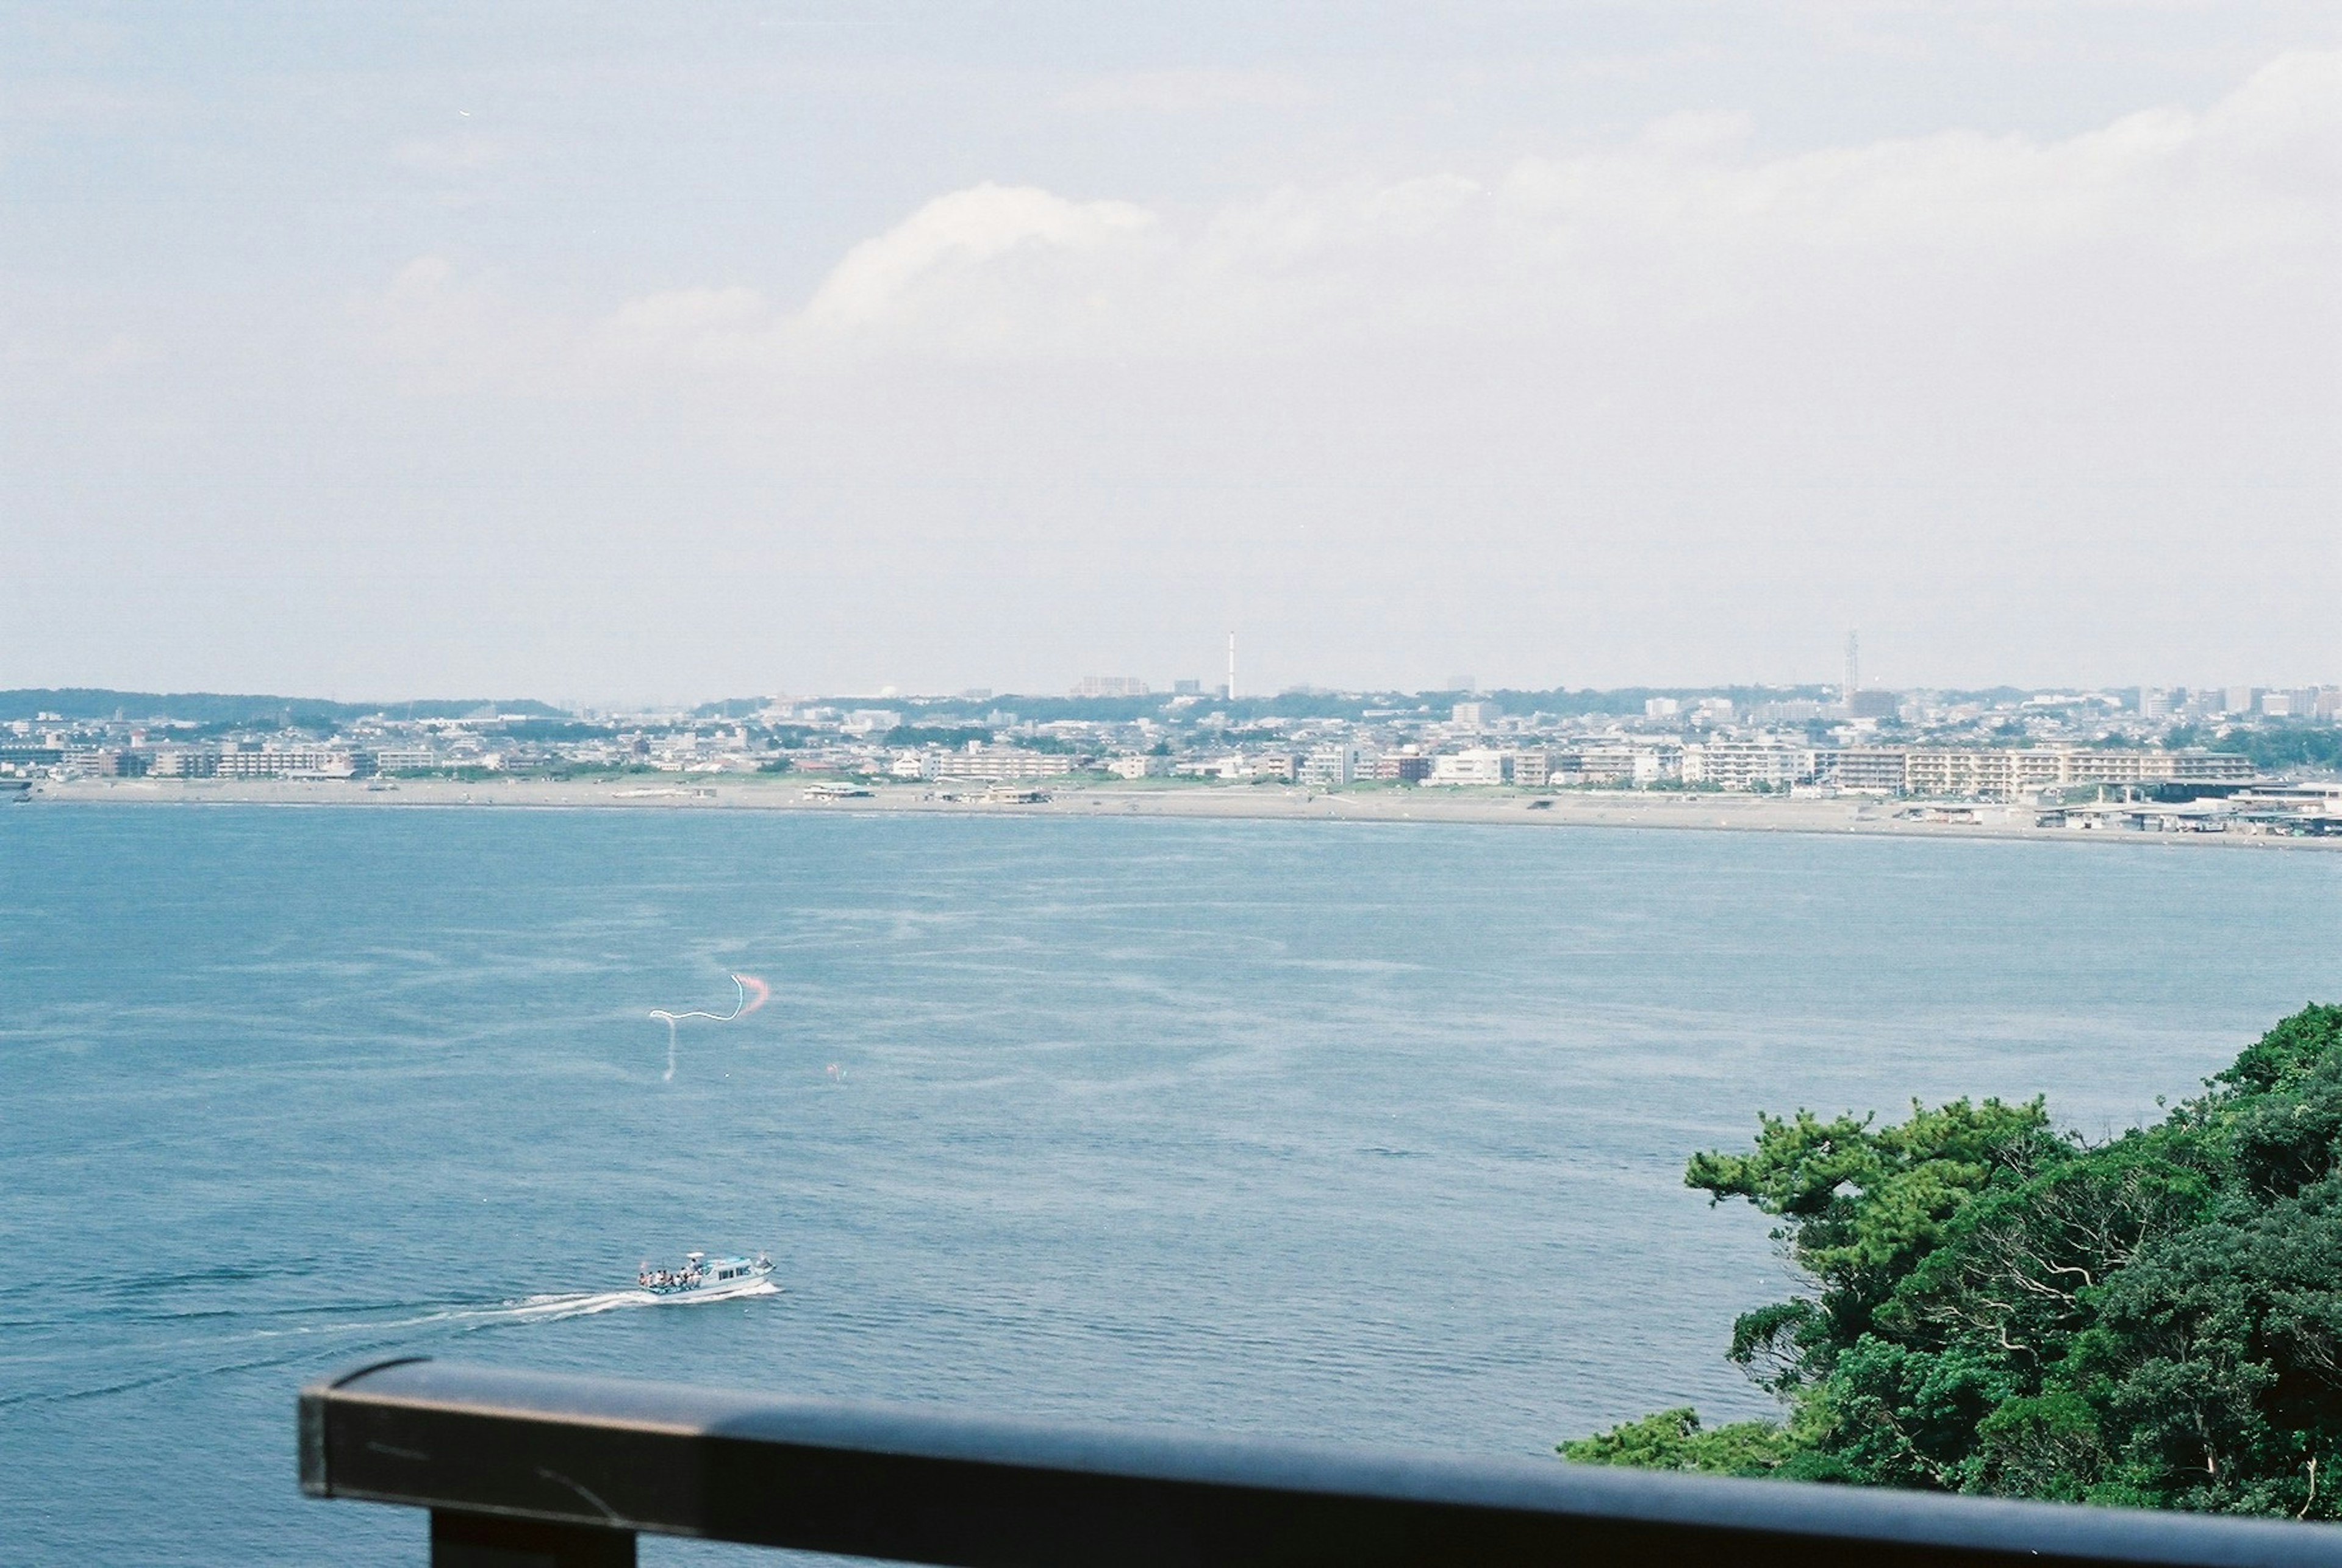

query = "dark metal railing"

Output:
[[300, 1358, 2342, 1567]]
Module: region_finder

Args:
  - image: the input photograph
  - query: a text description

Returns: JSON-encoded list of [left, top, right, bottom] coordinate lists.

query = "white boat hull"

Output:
[[648, 1274, 778, 1304]]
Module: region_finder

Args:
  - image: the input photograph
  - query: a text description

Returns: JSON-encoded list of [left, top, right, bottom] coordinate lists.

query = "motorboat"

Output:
[[635, 1250, 775, 1300]]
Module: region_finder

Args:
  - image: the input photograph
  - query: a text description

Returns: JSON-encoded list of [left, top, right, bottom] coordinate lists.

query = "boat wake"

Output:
[[0, 1281, 781, 1411], [387, 1289, 659, 1328], [314, 1278, 778, 1334]]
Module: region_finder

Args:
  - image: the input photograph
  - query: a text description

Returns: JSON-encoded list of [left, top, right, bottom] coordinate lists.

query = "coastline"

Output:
[[20, 775, 2341, 851]]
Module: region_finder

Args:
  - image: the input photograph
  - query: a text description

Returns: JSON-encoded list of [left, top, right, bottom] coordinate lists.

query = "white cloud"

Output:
[[798, 182, 1158, 336], [363, 51, 2335, 384]]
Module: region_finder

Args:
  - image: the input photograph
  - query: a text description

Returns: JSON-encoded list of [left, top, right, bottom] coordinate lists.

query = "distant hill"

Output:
[[0, 690, 570, 724]]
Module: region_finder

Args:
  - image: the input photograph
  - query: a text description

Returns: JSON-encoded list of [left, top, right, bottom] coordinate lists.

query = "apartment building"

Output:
[[1826, 749, 1910, 793], [1108, 753, 1175, 779], [937, 745, 1070, 781], [1556, 744, 1675, 786], [1369, 754, 1432, 782], [1298, 745, 1360, 787], [1847, 748, 2254, 800], [1430, 748, 1511, 784], [1681, 742, 1813, 791]]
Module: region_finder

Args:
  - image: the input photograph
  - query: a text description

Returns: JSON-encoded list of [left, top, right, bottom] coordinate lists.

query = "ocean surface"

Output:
[[3, 804, 2337, 1564]]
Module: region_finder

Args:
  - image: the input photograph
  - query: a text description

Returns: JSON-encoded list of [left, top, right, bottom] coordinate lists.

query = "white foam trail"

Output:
[[498, 1289, 660, 1321], [248, 1290, 664, 1338], [650, 973, 770, 1081], [362, 1284, 779, 1326]]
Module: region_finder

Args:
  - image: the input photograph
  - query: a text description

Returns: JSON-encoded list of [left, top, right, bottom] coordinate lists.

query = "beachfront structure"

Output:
[[1682, 742, 1812, 792], [1298, 745, 1360, 787], [1107, 753, 1174, 779], [937, 744, 1074, 782], [178, 746, 376, 779], [1816, 747, 2254, 800], [1827, 748, 1909, 793], [1369, 753, 1433, 782], [1555, 744, 1676, 786], [1430, 748, 1512, 785]]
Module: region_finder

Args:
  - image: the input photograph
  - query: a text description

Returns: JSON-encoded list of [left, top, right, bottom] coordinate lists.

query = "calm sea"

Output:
[[3, 804, 2337, 1564]]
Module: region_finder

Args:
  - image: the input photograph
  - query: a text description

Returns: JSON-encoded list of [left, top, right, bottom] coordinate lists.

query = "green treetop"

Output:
[[1563, 1004, 2342, 1516]]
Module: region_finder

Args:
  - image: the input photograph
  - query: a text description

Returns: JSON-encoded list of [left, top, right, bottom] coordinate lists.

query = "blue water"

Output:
[[2, 804, 2337, 1564]]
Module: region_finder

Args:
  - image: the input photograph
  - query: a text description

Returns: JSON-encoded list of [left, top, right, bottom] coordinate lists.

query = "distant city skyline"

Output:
[[3, 7, 2334, 701], [5, 675, 2338, 717]]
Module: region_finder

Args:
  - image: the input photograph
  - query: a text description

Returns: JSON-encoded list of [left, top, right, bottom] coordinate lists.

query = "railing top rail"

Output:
[[301, 1358, 2342, 1568]]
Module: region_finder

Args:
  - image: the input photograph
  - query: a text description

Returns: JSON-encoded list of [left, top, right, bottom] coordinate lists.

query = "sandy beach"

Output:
[[22, 774, 2340, 851]]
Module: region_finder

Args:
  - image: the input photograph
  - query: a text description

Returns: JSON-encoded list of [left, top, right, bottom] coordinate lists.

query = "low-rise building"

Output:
[[1107, 753, 1173, 779], [938, 744, 1070, 781], [1252, 751, 1299, 783], [212, 746, 372, 779], [1430, 748, 1511, 785], [1369, 753, 1431, 783], [1819, 746, 2254, 801], [1556, 744, 1676, 786]]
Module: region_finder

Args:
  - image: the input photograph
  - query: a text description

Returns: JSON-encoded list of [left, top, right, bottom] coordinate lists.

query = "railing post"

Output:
[[429, 1509, 635, 1568]]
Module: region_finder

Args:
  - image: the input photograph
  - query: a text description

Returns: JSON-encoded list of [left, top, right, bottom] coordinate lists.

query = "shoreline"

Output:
[[18, 776, 2342, 852]]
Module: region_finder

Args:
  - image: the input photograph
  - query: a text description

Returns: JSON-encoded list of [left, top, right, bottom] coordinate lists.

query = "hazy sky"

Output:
[[4, 4, 2336, 701]]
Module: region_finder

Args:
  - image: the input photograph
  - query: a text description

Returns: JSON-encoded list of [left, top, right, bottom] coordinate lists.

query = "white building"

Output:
[[1815, 746, 2255, 801], [1558, 744, 1677, 786], [212, 747, 371, 779], [1298, 745, 1360, 787], [1430, 748, 1511, 785], [938, 744, 1069, 781], [1107, 753, 1173, 779], [1682, 742, 1813, 791]]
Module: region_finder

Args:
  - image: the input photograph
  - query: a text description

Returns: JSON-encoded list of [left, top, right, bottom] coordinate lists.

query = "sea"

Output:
[[3, 803, 2337, 1564]]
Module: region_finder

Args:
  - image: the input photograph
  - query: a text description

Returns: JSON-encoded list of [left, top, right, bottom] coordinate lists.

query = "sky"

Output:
[[2, 3, 2337, 703]]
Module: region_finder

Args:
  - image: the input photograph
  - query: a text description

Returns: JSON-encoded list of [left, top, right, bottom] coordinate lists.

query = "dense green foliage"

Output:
[[2225, 726, 2342, 773], [0, 689, 564, 723], [2160, 724, 2340, 770], [1563, 1006, 2342, 1515]]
